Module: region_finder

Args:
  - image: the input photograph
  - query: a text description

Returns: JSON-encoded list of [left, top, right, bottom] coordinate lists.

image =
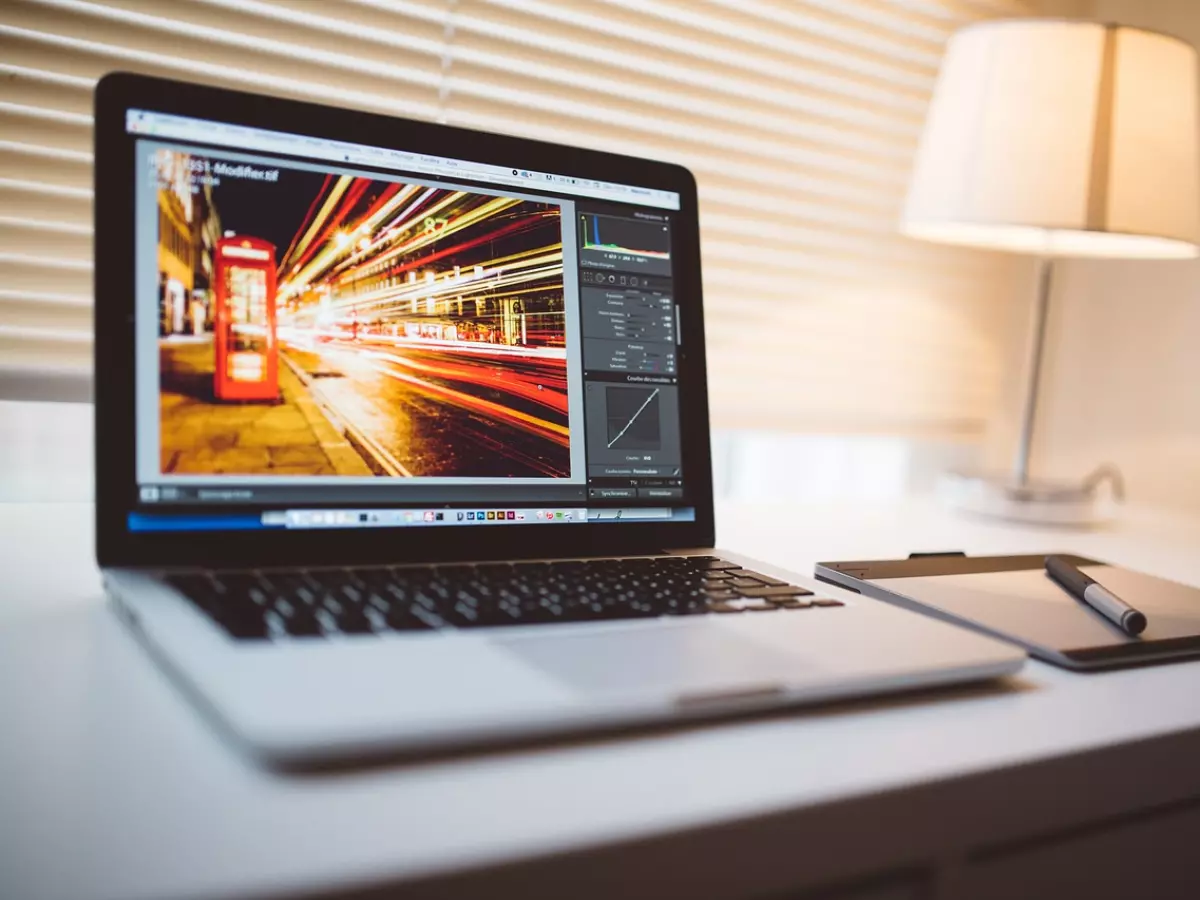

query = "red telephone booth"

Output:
[[213, 236, 278, 402]]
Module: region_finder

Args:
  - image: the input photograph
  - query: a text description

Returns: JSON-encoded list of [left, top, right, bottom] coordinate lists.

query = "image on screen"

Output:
[[153, 148, 569, 479]]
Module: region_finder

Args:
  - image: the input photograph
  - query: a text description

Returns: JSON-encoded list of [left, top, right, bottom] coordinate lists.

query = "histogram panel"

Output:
[[579, 214, 672, 275]]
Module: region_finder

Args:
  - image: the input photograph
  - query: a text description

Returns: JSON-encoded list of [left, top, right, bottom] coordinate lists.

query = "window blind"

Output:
[[0, 0, 1034, 434]]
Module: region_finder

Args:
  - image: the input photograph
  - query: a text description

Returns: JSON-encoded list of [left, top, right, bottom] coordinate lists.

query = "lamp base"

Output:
[[937, 469, 1121, 527]]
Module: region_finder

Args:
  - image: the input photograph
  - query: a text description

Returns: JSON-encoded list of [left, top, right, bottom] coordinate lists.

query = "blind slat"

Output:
[[0, 255, 92, 316], [0, 101, 92, 153], [698, 263, 1016, 301], [443, 69, 915, 185], [596, 0, 943, 76], [700, 210, 1004, 259], [0, 328, 92, 379], [444, 41, 923, 157], [441, 17, 927, 137], [0, 144, 92, 193], [475, 0, 935, 104], [441, 103, 909, 208], [0, 217, 92, 260], [0, 293, 93, 332], [0, 23, 441, 121], [756, 0, 955, 46], [10, 0, 444, 102], [0, 62, 94, 115]]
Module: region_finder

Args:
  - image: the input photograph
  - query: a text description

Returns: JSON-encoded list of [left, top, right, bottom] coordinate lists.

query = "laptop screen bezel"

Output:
[[94, 73, 715, 568]]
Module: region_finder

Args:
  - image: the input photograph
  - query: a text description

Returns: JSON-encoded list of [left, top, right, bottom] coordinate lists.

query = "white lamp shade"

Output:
[[902, 20, 1200, 259]]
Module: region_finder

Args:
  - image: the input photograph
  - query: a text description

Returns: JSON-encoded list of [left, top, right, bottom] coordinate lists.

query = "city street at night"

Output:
[[159, 336, 374, 477], [153, 145, 572, 479], [283, 334, 569, 477]]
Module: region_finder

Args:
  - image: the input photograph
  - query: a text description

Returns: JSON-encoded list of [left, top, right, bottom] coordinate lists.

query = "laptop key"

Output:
[[735, 598, 776, 612], [267, 573, 318, 606], [211, 602, 270, 639], [314, 609, 340, 635], [665, 600, 708, 616], [727, 577, 768, 589], [778, 598, 814, 609], [734, 585, 815, 599], [284, 608, 323, 637], [409, 605, 446, 629], [166, 574, 268, 639], [335, 606, 376, 635], [165, 572, 217, 598], [707, 601, 744, 613], [384, 605, 436, 632], [686, 558, 742, 571], [475, 605, 526, 627], [221, 616, 270, 640], [735, 571, 790, 588], [364, 607, 389, 633], [444, 602, 481, 626]]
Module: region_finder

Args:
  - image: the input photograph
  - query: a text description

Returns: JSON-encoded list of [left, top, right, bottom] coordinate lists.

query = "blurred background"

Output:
[[1, 0, 1196, 511]]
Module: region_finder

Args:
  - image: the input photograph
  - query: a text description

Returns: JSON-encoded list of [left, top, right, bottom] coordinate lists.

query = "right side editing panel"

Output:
[[576, 204, 683, 505]]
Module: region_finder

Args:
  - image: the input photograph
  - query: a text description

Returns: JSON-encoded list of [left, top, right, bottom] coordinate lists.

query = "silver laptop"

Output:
[[94, 73, 1023, 767]]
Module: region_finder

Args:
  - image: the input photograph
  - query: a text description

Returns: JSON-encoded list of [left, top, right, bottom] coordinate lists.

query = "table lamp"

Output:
[[902, 19, 1200, 524]]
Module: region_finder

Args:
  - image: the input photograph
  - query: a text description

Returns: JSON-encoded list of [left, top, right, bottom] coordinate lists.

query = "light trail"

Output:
[[290, 177, 372, 277], [360, 347, 568, 415], [333, 212, 536, 286], [281, 328, 565, 358], [276, 187, 551, 304], [316, 256, 563, 321], [280, 174, 350, 276], [279, 172, 333, 274], [370, 363, 570, 445], [280, 327, 565, 360]]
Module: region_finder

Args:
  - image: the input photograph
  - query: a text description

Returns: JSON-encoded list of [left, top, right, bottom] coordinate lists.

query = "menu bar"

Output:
[[128, 109, 681, 210]]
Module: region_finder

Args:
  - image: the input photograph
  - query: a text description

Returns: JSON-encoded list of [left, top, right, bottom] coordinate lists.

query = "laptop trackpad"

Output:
[[494, 623, 805, 696]]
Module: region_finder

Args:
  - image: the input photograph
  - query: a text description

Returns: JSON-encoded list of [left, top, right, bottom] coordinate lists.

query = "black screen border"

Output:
[[94, 72, 715, 567]]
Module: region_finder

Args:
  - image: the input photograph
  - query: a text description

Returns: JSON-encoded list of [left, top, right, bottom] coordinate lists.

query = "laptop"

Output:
[[94, 73, 1024, 767]]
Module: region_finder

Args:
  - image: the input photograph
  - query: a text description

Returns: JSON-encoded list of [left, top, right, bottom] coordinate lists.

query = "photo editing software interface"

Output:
[[126, 109, 694, 533]]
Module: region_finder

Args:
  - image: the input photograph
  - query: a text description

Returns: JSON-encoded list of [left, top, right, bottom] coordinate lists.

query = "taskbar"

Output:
[[128, 506, 696, 533], [280, 507, 587, 528]]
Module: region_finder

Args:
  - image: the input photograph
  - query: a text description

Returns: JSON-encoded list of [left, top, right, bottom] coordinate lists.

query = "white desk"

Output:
[[3, 500, 1200, 900]]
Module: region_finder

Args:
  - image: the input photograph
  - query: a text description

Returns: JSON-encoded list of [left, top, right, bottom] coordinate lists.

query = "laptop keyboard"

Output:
[[163, 556, 842, 641]]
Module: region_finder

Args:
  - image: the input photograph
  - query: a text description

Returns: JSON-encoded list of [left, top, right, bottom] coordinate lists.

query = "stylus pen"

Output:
[[1045, 555, 1147, 636]]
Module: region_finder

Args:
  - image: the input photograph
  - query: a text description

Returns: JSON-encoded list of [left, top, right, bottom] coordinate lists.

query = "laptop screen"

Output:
[[125, 109, 693, 533]]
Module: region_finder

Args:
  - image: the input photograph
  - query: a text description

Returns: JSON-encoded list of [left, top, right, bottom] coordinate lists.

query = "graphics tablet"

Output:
[[816, 554, 1200, 671]]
